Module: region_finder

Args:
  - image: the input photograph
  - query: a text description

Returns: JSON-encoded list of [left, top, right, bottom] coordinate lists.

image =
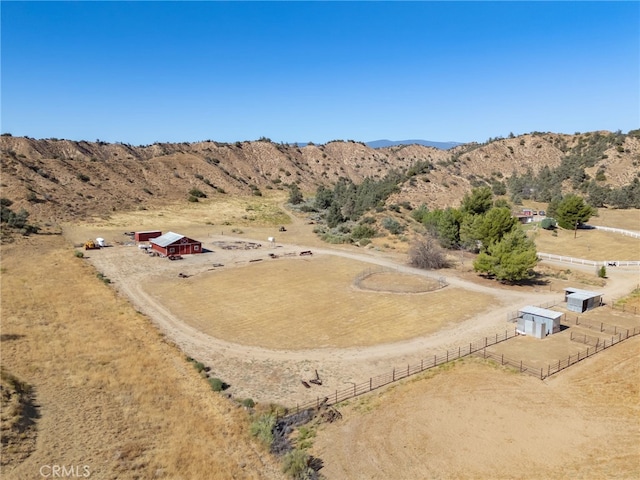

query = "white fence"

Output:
[[537, 253, 640, 268], [591, 225, 640, 239]]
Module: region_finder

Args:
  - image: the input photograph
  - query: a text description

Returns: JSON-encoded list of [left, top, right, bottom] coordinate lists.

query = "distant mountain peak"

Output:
[[365, 139, 462, 150]]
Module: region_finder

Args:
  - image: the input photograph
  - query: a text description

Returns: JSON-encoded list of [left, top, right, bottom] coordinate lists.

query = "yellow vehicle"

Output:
[[84, 240, 100, 250]]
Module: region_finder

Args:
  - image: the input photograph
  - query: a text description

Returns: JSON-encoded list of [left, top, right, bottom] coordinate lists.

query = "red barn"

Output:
[[135, 230, 162, 242], [150, 232, 202, 256]]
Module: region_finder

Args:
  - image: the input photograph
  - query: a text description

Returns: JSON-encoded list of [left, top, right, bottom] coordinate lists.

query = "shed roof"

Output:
[[564, 287, 602, 298], [518, 306, 564, 320], [150, 231, 185, 247]]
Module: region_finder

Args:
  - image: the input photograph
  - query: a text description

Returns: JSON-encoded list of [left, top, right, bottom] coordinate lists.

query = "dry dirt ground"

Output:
[[12, 197, 638, 479]]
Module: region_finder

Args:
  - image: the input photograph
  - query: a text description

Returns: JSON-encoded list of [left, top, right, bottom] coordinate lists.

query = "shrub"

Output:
[[540, 218, 557, 230], [408, 235, 450, 270], [76, 173, 90, 182], [242, 398, 255, 408], [208, 377, 228, 392], [96, 273, 111, 284], [382, 217, 404, 235], [188, 195, 199, 203], [598, 265, 607, 278], [250, 414, 276, 447], [193, 362, 205, 373], [74, 250, 84, 258], [351, 224, 376, 240], [189, 188, 207, 198], [281, 449, 313, 479]]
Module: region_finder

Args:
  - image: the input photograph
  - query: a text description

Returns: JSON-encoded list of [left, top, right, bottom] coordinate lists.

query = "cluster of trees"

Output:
[[507, 131, 639, 208], [1, 198, 39, 236], [412, 187, 538, 282], [314, 172, 403, 228]]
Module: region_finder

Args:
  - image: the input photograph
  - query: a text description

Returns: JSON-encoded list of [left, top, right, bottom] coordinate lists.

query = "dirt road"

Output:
[[83, 229, 639, 407]]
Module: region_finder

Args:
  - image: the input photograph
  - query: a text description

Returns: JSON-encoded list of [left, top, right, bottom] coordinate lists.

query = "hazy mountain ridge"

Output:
[[1, 131, 638, 225], [366, 139, 462, 149]]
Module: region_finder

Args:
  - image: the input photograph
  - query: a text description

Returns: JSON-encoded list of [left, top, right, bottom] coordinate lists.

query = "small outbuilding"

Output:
[[564, 288, 603, 313], [150, 232, 202, 256], [516, 306, 564, 339], [135, 230, 162, 242]]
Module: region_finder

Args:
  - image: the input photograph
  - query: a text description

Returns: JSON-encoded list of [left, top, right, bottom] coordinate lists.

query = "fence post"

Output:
[[434, 354, 436, 366], [501, 354, 504, 365], [520, 360, 523, 372], [601, 322, 603, 332], [540, 368, 543, 380], [496, 333, 498, 344], [458, 346, 461, 358], [548, 364, 550, 377], [392, 368, 395, 382], [485, 337, 487, 347], [353, 383, 356, 396], [407, 364, 410, 377], [446, 351, 449, 362], [370, 377, 372, 391], [421, 359, 423, 372]]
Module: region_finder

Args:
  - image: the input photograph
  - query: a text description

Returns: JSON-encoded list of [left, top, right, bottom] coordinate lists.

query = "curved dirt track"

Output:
[[86, 228, 640, 406]]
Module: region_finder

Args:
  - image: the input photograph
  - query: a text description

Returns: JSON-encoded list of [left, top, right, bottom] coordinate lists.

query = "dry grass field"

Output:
[[531, 227, 639, 261], [4, 191, 639, 479], [144, 255, 493, 349], [312, 339, 640, 480], [0, 236, 285, 479]]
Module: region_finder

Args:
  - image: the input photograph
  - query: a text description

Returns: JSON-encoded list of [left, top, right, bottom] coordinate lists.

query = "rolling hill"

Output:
[[1, 131, 638, 226]]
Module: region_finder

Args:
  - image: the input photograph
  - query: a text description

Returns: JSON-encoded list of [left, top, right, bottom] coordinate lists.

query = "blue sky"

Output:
[[2, 1, 638, 145]]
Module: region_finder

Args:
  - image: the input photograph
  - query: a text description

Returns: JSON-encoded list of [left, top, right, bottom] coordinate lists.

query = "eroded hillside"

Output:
[[1, 131, 638, 225]]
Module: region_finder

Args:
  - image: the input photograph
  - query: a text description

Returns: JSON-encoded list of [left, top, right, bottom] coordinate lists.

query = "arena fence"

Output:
[[293, 328, 518, 412], [292, 321, 640, 413]]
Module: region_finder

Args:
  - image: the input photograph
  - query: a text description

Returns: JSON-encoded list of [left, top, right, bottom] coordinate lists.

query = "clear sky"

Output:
[[1, 1, 639, 145]]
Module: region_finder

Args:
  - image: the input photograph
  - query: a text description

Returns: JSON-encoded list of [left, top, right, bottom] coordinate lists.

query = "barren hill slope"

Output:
[[1, 131, 638, 224]]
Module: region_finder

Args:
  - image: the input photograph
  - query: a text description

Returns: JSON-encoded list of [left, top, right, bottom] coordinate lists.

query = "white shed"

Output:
[[516, 306, 564, 339]]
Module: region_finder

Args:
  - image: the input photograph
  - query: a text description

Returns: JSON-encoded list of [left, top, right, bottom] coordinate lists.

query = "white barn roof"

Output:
[[150, 231, 185, 247], [518, 306, 564, 320]]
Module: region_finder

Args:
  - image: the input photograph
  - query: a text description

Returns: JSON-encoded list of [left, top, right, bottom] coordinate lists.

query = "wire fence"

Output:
[[568, 315, 640, 334], [292, 320, 640, 413], [353, 266, 448, 290], [609, 302, 639, 315], [293, 328, 518, 412], [474, 327, 639, 380]]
